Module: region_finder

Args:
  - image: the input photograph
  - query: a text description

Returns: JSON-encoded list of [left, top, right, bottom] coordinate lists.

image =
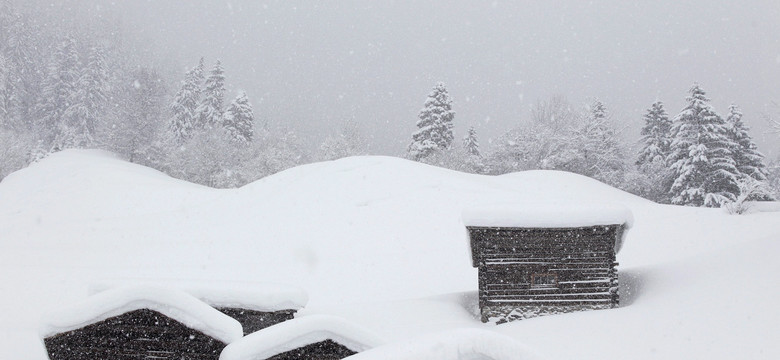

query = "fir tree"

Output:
[[0, 54, 9, 129], [38, 36, 80, 148], [724, 104, 773, 201], [408, 82, 455, 160], [169, 61, 204, 144], [196, 60, 225, 129], [463, 126, 480, 157], [55, 46, 109, 149], [572, 100, 625, 185], [668, 84, 739, 207], [637, 101, 673, 166], [222, 91, 254, 143]]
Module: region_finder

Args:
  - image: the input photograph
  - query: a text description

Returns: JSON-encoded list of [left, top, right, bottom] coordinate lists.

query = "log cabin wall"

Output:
[[468, 225, 621, 323], [43, 309, 227, 360]]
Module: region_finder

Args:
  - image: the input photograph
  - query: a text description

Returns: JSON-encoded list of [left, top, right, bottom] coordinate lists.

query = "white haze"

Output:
[[19, 0, 780, 156]]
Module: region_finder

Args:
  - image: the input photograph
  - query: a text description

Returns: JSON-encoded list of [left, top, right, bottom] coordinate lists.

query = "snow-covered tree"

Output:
[[637, 101, 673, 166], [725, 104, 768, 181], [668, 84, 739, 207], [106, 67, 168, 163], [569, 100, 626, 185], [37, 37, 80, 148], [463, 126, 480, 157], [0, 54, 9, 129], [408, 82, 455, 160], [222, 91, 254, 143], [169, 60, 204, 143], [55, 46, 109, 149], [317, 119, 367, 161], [196, 60, 225, 129]]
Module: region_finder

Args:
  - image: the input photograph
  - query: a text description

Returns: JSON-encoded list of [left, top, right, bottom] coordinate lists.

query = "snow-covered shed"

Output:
[[90, 280, 309, 335], [40, 285, 243, 360], [219, 315, 384, 360], [462, 203, 633, 323]]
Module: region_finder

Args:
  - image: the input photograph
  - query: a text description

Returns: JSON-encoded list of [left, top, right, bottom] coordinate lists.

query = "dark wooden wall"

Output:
[[266, 340, 357, 360], [43, 309, 227, 360], [468, 225, 621, 322], [216, 308, 296, 335]]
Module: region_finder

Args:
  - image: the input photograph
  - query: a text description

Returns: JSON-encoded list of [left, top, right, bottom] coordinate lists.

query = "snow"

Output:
[[1, 150, 779, 359], [89, 280, 308, 312], [219, 315, 384, 360], [348, 328, 541, 360], [462, 202, 633, 253], [39, 285, 243, 344]]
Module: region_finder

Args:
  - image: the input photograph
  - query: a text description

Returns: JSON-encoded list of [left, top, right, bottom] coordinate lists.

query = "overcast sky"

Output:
[[29, 0, 780, 156]]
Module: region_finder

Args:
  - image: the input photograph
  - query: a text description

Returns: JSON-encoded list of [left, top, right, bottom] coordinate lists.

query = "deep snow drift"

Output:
[[1, 150, 778, 359]]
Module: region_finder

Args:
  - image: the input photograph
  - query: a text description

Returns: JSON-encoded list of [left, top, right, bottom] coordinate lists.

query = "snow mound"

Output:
[[39, 285, 243, 344], [219, 315, 384, 360], [90, 280, 308, 311], [348, 328, 541, 360]]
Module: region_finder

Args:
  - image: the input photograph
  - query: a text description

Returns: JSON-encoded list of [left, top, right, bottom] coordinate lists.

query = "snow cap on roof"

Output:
[[90, 280, 308, 312], [39, 285, 244, 344], [346, 328, 542, 360], [462, 202, 633, 253], [462, 202, 633, 229], [219, 315, 384, 360]]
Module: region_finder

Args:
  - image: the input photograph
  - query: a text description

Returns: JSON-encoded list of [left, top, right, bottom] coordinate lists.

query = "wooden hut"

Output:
[[90, 281, 309, 335], [40, 285, 243, 360], [462, 204, 632, 323], [219, 315, 384, 360]]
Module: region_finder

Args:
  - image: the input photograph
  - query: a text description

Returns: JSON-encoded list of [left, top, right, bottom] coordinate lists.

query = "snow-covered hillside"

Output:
[[1, 150, 778, 359]]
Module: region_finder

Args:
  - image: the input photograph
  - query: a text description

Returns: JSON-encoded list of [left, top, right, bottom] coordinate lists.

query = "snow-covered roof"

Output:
[[462, 202, 633, 253], [89, 280, 308, 312], [462, 202, 633, 229], [346, 328, 541, 360], [219, 315, 384, 360], [39, 285, 244, 344]]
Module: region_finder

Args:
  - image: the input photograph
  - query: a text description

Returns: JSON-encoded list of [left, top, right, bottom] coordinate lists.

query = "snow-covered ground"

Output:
[[0, 150, 778, 359]]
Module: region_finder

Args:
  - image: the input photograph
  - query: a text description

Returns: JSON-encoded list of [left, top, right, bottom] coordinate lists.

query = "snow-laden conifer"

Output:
[[222, 91, 254, 143], [196, 60, 225, 129], [169, 61, 204, 144], [572, 100, 625, 185], [408, 82, 455, 160], [55, 46, 109, 149], [0, 54, 9, 129], [38, 37, 80, 148], [463, 126, 480, 158], [668, 84, 739, 207], [725, 104, 768, 182], [637, 101, 672, 166]]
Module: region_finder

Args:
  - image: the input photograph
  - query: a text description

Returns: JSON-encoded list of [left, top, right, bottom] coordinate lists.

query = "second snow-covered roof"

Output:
[[219, 315, 384, 360]]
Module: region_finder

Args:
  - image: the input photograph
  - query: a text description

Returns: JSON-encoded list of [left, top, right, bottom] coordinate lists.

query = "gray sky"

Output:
[[37, 0, 780, 157]]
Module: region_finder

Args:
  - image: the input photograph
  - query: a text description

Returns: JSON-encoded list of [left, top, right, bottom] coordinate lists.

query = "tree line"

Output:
[[1, 3, 777, 207], [406, 82, 776, 207]]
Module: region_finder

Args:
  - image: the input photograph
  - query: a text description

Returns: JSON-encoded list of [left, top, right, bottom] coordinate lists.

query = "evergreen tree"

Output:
[[725, 104, 768, 181], [222, 91, 254, 143], [408, 82, 455, 160], [637, 101, 673, 166], [0, 54, 8, 129], [55, 46, 109, 149], [169, 61, 204, 144], [463, 126, 480, 157], [571, 100, 626, 185], [38, 36, 80, 148], [668, 84, 739, 207], [196, 60, 225, 129]]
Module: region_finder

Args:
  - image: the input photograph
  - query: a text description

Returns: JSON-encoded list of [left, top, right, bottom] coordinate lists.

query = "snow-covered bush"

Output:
[[723, 177, 775, 215]]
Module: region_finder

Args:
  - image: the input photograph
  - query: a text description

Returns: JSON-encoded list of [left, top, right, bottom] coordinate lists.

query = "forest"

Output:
[[1, 2, 778, 208]]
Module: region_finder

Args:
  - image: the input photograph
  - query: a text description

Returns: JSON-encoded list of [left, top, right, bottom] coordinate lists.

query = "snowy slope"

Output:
[[0, 150, 778, 359]]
